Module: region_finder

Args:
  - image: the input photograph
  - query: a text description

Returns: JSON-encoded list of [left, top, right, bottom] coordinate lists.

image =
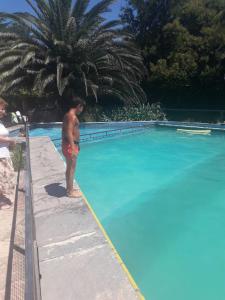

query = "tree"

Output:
[[0, 0, 146, 105], [121, 0, 225, 90], [0, 18, 10, 32]]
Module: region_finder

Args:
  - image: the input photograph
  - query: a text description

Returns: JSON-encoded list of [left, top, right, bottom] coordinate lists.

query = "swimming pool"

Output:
[[30, 123, 225, 300]]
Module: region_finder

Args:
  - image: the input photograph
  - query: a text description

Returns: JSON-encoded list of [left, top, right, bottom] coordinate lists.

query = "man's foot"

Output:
[[67, 189, 82, 198]]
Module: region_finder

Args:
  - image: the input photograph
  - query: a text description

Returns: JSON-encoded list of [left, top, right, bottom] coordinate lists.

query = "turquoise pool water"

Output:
[[31, 125, 225, 300], [30, 124, 111, 149], [30, 124, 109, 138]]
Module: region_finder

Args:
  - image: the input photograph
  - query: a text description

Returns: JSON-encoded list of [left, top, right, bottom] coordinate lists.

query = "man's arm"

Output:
[[65, 114, 76, 156]]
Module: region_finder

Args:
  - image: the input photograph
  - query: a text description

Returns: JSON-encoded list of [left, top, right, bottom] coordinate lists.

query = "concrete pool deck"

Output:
[[30, 136, 143, 300]]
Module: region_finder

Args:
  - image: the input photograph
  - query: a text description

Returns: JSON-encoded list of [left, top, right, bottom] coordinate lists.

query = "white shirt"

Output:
[[0, 122, 10, 158]]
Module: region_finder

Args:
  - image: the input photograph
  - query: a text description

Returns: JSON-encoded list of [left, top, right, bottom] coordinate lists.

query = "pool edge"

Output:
[[50, 138, 145, 299], [81, 190, 145, 300]]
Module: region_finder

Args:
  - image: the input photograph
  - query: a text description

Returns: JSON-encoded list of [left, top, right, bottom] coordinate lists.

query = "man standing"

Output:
[[62, 96, 85, 198]]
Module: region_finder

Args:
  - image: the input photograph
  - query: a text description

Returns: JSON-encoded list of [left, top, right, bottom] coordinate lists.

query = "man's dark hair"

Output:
[[69, 96, 86, 108]]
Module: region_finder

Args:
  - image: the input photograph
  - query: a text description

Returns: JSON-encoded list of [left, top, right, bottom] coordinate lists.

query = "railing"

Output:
[[4, 143, 24, 300], [51, 123, 153, 144], [24, 122, 41, 300]]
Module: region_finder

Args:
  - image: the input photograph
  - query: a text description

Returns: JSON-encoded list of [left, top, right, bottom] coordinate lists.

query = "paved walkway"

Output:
[[30, 136, 142, 300], [0, 199, 14, 299], [0, 171, 25, 300]]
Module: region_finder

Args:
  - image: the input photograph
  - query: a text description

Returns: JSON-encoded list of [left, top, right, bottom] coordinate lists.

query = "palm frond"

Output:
[[20, 51, 36, 67], [72, 0, 89, 22], [0, 0, 146, 103], [0, 64, 22, 82], [0, 76, 27, 93]]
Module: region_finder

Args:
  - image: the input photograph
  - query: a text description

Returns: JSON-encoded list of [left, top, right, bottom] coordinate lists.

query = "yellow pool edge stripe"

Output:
[[81, 190, 145, 300], [50, 139, 145, 299]]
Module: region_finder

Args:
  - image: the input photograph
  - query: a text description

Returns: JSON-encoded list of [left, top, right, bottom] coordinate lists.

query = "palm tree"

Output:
[[0, 0, 146, 104], [0, 18, 11, 33]]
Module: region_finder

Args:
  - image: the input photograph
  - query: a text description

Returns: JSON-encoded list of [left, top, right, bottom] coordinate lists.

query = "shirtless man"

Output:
[[62, 96, 85, 198]]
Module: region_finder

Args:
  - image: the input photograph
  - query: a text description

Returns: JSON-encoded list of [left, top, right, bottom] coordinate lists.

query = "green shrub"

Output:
[[100, 103, 167, 122], [11, 144, 25, 171]]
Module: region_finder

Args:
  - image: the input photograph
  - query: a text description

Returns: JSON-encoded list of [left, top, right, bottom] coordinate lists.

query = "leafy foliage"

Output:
[[121, 0, 225, 90], [0, 18, 8, 32], [11, 143, 25, 171], [0, 0, 146, 104], [89, 102, 166, 121]]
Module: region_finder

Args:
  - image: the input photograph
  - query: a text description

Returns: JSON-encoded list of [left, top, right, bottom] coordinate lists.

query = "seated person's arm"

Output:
[[0, 136, 15, 145]]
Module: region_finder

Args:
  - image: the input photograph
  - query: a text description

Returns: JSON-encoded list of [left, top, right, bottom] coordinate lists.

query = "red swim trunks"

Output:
[[62, 142, 80, 159]]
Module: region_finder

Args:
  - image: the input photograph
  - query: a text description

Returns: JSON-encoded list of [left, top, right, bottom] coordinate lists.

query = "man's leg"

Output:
[[65, 156, 82, 197], [66, 156, 76, 192]]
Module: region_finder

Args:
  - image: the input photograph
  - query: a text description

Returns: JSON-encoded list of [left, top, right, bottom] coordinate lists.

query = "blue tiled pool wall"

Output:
[[29, 120, 225, 136], [29, 120, 225, 128], [30, 121, 155, 130], [29, 121, 156, 145], [157, 120, 225, 131], [28, 120, 225, 151]]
